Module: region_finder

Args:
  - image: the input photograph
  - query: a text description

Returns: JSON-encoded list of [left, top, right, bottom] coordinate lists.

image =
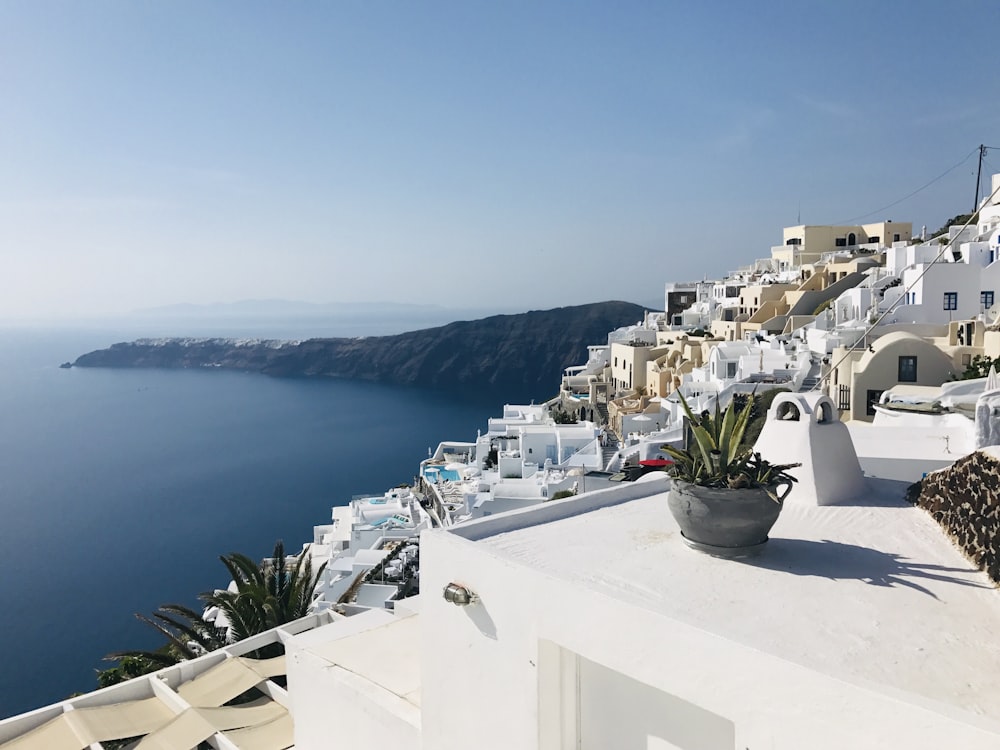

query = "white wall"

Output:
[[520, 431, 555, 464], [419, 496, 1000, 750], [753, 393, 866, 506], [899, 263, 980, 323], [981, 262, 1000, 310], [960, 241, 993, 267], [288, 617, 420, 748], [576, 653, 734, 750], [834, 286, 874, 326], [886, 244, 939, 274]]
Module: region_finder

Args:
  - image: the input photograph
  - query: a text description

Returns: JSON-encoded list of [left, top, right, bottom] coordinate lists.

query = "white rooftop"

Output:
[[306, 611, 421, 708], [478, 486, 1000, 721]]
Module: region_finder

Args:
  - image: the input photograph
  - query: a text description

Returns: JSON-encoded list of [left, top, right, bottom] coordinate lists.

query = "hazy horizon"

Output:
[[0, 298, 664, 346], [0, 295, 658, 325], [3, 2, 998, 319]]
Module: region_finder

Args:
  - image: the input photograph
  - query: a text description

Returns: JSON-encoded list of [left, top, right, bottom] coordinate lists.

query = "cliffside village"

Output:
[[6, 177, 1000, 749]]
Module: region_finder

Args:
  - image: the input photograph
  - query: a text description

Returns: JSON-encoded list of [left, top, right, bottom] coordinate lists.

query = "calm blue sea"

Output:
[[0, 326, 505, 717]]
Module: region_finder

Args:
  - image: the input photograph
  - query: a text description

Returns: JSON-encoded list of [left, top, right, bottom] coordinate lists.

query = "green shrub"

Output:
[[812, 299, 832, 316], [737, 388, 789, 448], [662, 391, 799, 500], [960, 354, 1000, 380]]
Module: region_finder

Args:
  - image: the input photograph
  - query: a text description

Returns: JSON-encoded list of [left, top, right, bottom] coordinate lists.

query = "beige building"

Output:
[[644, 334, 718, 397], [827, 317, 1000, 422], [828, 330, 956, 421], [609, 341, 668, 394], [712, 260, 880, 342], [712, 283, 796, 341], [801, 254, 883, 285], [773, 222, 911, 270]]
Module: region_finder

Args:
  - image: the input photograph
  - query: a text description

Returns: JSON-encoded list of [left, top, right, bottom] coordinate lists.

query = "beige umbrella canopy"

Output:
[[631, 413, 654, 434]]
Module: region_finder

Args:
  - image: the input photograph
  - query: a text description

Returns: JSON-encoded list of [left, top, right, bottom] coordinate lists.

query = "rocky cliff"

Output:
[[72, 301, 649, 399]]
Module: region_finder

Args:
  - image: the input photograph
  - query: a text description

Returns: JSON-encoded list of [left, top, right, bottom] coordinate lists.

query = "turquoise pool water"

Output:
[[423, 467, 462, 482]]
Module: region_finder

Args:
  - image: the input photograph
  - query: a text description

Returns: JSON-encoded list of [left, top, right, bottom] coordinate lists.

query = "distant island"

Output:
[[70, 301, 649, 397]]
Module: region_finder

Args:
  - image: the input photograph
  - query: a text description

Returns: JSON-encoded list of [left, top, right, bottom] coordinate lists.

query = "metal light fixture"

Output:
[[442, 582, 478, 606]]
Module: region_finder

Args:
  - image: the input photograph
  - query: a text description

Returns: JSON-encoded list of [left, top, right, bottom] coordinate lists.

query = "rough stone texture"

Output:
[[907, 450, 1000, 583]]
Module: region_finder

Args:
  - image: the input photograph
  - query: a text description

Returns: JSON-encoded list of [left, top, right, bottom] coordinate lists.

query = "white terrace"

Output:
[[412, 471, 1000, 749]]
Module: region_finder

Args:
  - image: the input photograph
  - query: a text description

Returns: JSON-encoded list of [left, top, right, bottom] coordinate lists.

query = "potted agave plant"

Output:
[[662, 392, 800, 552]]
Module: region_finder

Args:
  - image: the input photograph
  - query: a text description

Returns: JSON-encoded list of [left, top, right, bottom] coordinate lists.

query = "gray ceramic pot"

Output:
[[668, 479, 791, 549]]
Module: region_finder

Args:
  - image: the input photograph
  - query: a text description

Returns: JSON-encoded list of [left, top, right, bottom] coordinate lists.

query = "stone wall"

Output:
[[907, 450, 1000, 583]]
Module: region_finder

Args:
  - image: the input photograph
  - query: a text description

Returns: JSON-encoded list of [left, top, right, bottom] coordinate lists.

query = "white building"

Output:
[[285, 467, 1000, 750], [893, 261, 981, 324]]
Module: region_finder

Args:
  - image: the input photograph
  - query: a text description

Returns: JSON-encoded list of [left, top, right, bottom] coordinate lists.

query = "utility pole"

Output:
[[974, 144, 987, 213]]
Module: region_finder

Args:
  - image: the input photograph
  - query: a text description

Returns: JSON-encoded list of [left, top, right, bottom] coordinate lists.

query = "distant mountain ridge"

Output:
[[129, 299, 464, 317], [73, 301, 650, 399]]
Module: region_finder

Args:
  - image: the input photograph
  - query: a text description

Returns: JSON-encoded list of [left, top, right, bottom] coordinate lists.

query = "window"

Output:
[[847, 232, 857, 246], [982, 291, 995, 308], [898, 356, 918, 382], [868, 236, 879, 243], [866, 389, 884, 416], [943, 292, 958, 311], [835, 238, 847, 247], [726, 362, 738, 378], [894, 233, 901, 242]]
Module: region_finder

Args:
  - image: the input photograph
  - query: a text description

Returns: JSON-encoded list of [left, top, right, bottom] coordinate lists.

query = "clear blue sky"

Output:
[[2, 1, 998, 320]]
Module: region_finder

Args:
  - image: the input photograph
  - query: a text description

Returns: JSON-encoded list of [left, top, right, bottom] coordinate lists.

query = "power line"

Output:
[[979, 155, 1000, 207], [831, 147, 979, 226], [973, 145, 1000, 211]]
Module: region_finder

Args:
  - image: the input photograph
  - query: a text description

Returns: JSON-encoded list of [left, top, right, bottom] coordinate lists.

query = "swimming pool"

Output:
[[423, 467, 462, 482]]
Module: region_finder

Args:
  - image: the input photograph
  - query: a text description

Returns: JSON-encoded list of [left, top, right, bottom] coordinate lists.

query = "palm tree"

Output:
[[99, 603, 228, 686], [100, 540, 325, 686], [203, 540, 326, 642]]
